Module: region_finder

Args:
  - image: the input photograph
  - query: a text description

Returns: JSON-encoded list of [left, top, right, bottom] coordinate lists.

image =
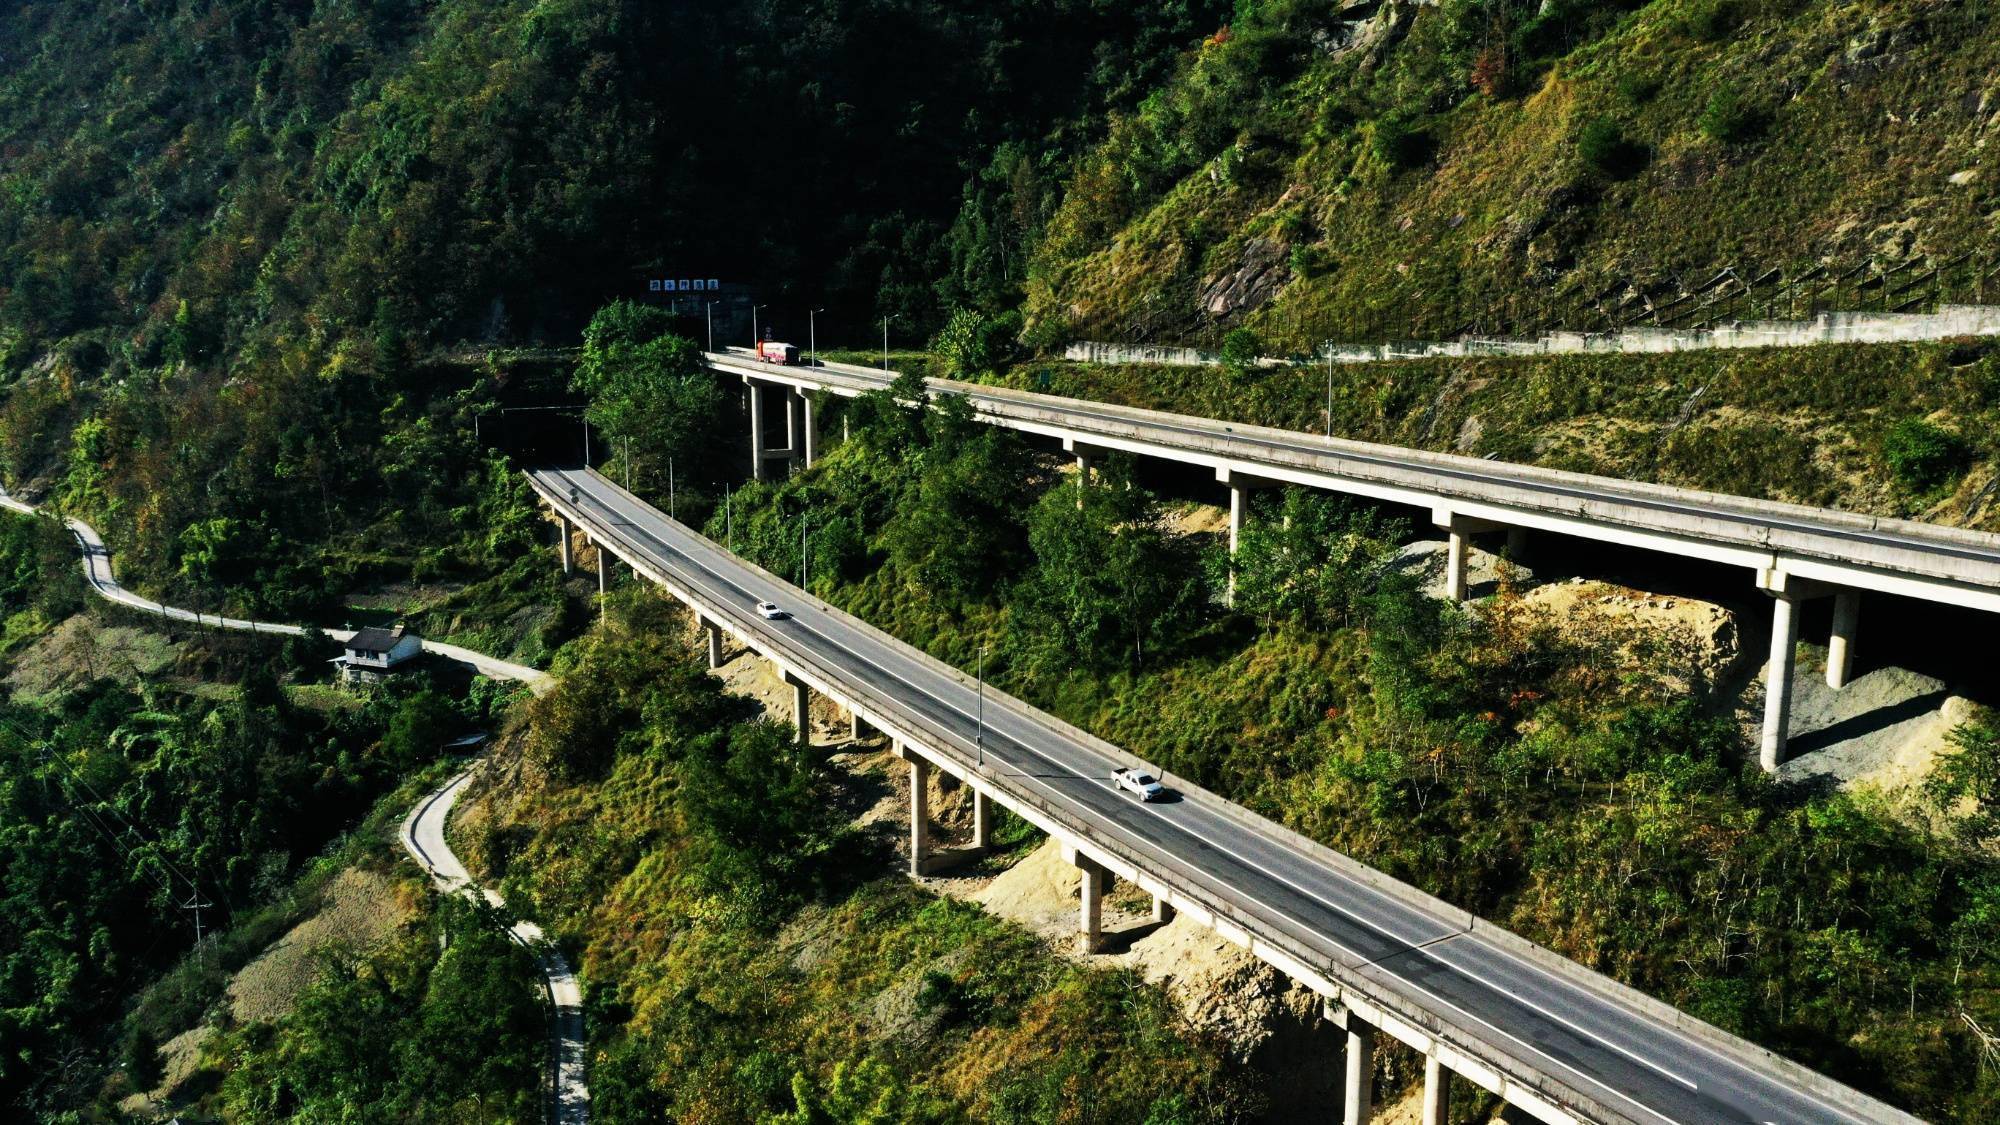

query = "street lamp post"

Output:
[[800, 511, 808, 589], [881, 315, 894, 371], [725, 485, 733, 552], [706, 302, 716, 353], [753, 304, 768, 350], [669, 458, 675, 519], [1325, 343, 1334, 443], [976, 644, 987, 768], [810, 308, 824, 367]]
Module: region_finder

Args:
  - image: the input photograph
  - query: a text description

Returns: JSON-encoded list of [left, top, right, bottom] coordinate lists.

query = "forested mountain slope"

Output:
[[0, 0, 1225, 613]]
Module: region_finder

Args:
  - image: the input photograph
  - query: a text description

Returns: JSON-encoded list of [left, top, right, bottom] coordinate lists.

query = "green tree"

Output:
[[572, 301, 724, 481], [1012, 458, 1205, 672], [1220, 488, 1405, 631]]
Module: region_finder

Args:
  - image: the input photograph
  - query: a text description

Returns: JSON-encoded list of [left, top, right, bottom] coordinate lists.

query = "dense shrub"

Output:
[[1578, 116, 1649, 180], [1883, 417, 1970, 493]]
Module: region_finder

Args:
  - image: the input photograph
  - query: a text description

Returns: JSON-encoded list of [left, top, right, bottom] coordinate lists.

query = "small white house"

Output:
[[333, 625, 423, 685]]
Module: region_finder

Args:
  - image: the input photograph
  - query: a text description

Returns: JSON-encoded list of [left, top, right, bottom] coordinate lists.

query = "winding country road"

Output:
[[0, 487, 576, 1113], [402, 768, 589, 1124], [0, 487, 548, 688]]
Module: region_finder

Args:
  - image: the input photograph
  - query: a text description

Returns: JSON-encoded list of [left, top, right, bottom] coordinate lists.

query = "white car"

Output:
[[755, 600, 787, 620], [1112, 767, 1165, 802]]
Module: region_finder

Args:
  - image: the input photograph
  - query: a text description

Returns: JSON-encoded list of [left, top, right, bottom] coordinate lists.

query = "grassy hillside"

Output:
[[1025, 0, 2000, 349], [453, 590, 1258, 1122]]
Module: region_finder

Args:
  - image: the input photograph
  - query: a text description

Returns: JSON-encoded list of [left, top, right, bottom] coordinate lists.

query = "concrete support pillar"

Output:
[[849, 710, 870, 742], [1505, 525, 1528, 559], [1076, 452, 1094, 507], [1443, 527, 1469, 603], [785, 386, 799, 452], [800, 391, 818, 467], [1827, 590, 1859, 690], [786, 671, 810, 745], [1343, 1020, 1375, 1125], [1075, 853, 1105, 954], [972, 789, 993, 849], [594, 543, 607, 594], [558, 515, 574, 575], [702, 617, 723, 670], [1761, 591, 1799, 772], [907, 749, 930, 877], [1151, 894, 1176, 925], [1227, 479, 1247, 605], [749, 381, 769, 482], [1420, 1054, 1448, 1125]]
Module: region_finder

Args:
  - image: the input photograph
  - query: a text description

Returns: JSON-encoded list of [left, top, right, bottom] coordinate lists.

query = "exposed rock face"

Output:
[[1201, 237, 1291, 320]]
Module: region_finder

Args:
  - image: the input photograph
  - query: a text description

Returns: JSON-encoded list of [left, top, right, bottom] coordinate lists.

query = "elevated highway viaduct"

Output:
[[528, 464, 1918, 1125], [711, 349, 2000, 773]]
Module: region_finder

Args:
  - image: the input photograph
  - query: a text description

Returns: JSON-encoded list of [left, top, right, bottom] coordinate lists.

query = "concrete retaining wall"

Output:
[[1063, 304, 2000, 368]]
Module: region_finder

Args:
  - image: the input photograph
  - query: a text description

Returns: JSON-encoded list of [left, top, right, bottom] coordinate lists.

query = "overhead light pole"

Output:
[[810, 308, 824, 367], [976, 644, 988, 768], [706, 301, 716, 353], [753, 304, 768, 350], [1325, 342, 1334, 443], [882, 314, 895, 371]]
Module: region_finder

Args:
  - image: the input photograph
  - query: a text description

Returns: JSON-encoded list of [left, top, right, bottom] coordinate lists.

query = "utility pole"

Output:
[[182, 890, 213, 946], [810, 308, 824, 367]]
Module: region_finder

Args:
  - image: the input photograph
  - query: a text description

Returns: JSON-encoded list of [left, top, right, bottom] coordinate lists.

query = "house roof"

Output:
[[346, 625, 409, 653]]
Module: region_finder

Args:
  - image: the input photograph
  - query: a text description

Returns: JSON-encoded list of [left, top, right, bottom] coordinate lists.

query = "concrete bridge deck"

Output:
[[712, 350, 2000, 771], [527, 464, 1914, 1125]]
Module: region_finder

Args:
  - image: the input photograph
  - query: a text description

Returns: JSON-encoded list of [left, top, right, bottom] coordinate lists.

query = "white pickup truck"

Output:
[[1111, 767, 1165, 802]]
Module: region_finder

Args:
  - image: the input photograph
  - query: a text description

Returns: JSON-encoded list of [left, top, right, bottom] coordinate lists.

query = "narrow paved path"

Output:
[[0, 488, 549, 689], [403, 767, 588, 1123]]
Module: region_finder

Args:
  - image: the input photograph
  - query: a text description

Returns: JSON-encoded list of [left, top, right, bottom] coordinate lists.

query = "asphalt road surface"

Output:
[[712, 351, 2000, 580], [403, 768, 588, 1124], [533, 464, 1903, 1125]]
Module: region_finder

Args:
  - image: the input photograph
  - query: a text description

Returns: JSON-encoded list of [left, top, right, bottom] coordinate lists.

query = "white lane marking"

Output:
[[548, 471, 1717, 1124]]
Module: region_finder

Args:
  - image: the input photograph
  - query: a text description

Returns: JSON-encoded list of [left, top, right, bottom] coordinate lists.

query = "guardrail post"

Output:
[[906, 746, 931, 877], [749, 380, 769, 482], [1826, 589, 1859, 690], [1344, 1018, 1376, 1125], [1420, 1053, 1448, 1125], [1759, 581, 1800, 772]]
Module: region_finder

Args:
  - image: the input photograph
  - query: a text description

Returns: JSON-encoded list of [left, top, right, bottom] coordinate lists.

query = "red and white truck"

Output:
[[757, 341, 800, 365]]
